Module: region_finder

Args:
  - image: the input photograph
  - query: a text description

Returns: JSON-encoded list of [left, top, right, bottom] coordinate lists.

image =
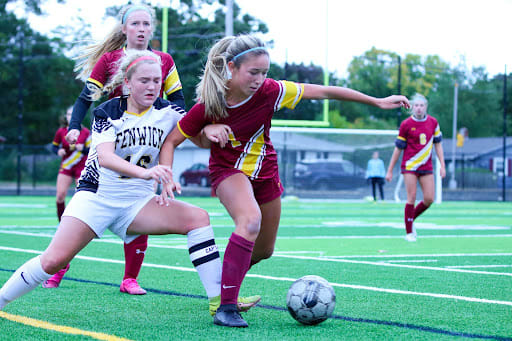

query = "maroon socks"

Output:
[[123, 235, 148, 280], [220, 233, 254, 305]]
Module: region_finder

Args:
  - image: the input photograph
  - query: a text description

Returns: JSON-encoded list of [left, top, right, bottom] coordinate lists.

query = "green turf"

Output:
[[0, 196, 511, 340]]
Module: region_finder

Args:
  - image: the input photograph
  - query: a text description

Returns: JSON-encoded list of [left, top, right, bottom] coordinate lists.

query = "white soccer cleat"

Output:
[[405, 233, 417, 242]]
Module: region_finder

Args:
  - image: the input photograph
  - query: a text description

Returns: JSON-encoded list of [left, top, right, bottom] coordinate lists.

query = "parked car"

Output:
[[293, 160, 366, 190], [179, 163, 211, 187]]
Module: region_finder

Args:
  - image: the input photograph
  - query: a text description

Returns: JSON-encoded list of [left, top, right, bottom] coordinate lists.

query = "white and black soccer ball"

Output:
[[286, 275, 336, 325]]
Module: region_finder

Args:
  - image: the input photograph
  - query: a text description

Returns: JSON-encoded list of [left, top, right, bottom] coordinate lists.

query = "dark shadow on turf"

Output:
[[0, 268, 510, 340]]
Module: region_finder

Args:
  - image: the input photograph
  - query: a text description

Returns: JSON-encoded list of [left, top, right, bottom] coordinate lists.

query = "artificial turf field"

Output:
[[0, 195, 510, 340]]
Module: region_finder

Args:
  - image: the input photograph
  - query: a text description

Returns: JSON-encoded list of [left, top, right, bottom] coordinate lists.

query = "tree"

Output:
[[0, 0, 83, 145]]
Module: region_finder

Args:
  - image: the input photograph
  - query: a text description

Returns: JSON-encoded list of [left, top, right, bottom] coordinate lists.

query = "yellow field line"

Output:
[[0, 311, 133, 341]]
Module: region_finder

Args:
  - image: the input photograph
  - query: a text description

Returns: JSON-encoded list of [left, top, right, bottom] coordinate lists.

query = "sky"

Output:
[[10, 0, 512, 78]]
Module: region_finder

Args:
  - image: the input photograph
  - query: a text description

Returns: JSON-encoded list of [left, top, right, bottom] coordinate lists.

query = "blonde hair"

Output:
[[89, 49, 161, 101], [411, 93, 428, 108], [74, 3, 156, 81], [196, 34, 268, 120]]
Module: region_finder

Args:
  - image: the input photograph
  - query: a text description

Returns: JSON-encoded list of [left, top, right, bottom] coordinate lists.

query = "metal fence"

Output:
[[1, 142, 511, 201]]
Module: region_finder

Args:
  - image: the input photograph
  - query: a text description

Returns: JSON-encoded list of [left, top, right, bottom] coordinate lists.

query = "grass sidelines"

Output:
[[0, 195, 511, 340]]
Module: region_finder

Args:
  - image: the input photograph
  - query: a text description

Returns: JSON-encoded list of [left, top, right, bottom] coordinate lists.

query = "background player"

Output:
[[159, 34, 410, 327], [44, 106, 91, 288], [66, 3, 185, 295], [366, 151, 386, 201], [385, 93, 446, 241]]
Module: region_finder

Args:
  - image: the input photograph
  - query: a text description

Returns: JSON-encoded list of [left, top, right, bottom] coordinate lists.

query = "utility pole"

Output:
[[396, 55, 401, 128], [225, 0, 233, 36], [17, 27, 24, 195], [449, 83, 458, 189], [503, 66, 508, 201]]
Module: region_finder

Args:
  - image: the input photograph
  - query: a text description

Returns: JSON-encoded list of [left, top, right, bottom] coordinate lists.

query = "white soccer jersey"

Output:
[[77, 97, 184, 198]]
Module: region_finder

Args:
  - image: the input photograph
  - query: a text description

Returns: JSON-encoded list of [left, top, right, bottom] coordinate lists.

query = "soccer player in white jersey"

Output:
[[0, 50, 257, 326]]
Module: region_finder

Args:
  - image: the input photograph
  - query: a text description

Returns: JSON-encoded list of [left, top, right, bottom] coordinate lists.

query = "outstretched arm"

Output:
[[302, 84, 410, 110]]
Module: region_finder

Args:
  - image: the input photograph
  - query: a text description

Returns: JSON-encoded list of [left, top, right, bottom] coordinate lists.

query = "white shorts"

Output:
[[62, 190, 155, 243]]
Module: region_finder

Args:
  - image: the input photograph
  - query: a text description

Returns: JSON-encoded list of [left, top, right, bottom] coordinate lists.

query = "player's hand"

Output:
[[57, 148, 66, 157], [377, 95, 410, 110], [385, 170, 393, 182], [65, 129, 80, 144], [143, 165, 173, 183], [203, 124, 232, 148], [440, 166, 446, 178], [75, 143, 84, 152], [157, 181, 182, 205]]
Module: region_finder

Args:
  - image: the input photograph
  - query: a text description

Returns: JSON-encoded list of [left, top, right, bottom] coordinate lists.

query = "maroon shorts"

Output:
[[211, 169, 284, 205], [59, 165, 84, 179], [401, 170, 433, 177]]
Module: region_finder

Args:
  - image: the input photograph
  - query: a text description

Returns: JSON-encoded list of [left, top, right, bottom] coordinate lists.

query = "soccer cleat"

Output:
[[213, 304, 248, 328], [120, 278, 147, 295], [209, 294, 261, 316], [42, 263, 70, 288], [405, 233, 417, 242]]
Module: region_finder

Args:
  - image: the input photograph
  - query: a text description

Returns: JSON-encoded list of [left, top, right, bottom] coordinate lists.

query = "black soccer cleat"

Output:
[[213, 304, 249, 328]]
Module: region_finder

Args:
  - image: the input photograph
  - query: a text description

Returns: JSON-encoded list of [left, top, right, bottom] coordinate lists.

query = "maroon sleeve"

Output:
[[177, 103, 209, 138], [52, 128, 63, 146], [87, 53, 110, 88]]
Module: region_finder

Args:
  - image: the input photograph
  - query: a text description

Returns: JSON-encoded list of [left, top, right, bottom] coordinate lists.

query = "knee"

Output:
[[188, 207, 210, 229], [235, 211, 262, 238], [423, 198, 434, 206], [40, 254, 68, 275], [56, 192, 66, 203]]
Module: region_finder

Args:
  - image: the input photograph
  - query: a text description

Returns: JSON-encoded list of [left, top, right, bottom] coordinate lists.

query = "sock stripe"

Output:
[[188, 239, 216, 254], [191, 251, 220, 267]]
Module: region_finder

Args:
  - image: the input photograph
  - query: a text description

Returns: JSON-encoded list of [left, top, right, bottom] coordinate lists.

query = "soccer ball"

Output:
[[286, 275, 336, 325]]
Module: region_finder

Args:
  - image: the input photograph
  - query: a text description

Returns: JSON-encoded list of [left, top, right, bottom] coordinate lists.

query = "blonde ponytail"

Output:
[[196, 34, 267, 121]]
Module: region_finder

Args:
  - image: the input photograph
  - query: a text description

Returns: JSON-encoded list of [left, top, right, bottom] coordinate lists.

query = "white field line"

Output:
[[385, 260, 438, 263], [326, 252, 512, 258], [1, 245, 511, 308], [2, 228, 512, 241], [2, 230, 511, 276], [272, 254, 512, 277], [446, 265, 512, 269]]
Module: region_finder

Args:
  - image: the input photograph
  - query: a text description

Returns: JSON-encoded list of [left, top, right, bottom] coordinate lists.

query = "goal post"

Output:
[[270, 126, 443, 202]]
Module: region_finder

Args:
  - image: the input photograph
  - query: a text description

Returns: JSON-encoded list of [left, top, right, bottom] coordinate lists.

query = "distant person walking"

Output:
[[366, 151, 385, 201]]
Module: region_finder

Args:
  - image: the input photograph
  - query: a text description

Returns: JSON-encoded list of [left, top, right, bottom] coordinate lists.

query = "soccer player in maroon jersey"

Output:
[[159, 34, 410, 327], [42, 107, 91, 288], [65, 4, 185, 295], [385, 93, 446, 242]]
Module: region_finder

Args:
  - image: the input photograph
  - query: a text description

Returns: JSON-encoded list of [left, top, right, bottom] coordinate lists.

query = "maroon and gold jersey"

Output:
[[87, 47, 182, 98], [178, 78, 304, 181], [395, 115, 442, 173], [52, 127, 91, 171]]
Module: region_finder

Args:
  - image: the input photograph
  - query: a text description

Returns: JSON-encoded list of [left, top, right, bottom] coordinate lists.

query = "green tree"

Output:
[[0, 0, 82, 145]]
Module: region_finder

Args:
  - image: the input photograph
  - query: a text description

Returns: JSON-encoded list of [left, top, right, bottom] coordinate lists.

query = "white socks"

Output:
[[0, 256, 51, 310], [187, 225, 221, 298]]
